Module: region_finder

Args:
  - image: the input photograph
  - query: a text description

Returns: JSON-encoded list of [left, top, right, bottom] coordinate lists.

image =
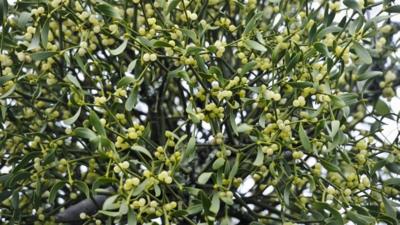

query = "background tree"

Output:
[[0, 0, 399, 225]]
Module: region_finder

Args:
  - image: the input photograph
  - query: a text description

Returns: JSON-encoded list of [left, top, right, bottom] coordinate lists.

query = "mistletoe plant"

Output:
[[0, 0, 400, 224]]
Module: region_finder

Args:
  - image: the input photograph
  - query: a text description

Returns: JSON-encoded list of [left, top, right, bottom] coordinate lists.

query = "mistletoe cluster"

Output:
[[0, 0, 399, 224]]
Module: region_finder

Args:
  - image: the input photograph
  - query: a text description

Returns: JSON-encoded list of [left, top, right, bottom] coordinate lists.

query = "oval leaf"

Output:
[[110, 39, 128, 55], [49, 181, 67, 204], [352, 42, 372, 64], [31, 51, 57, 61], [299, 123, 312, 152], [62, 107, 81, 125]]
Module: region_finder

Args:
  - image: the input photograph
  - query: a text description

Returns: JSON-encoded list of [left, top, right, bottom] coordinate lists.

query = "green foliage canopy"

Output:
[[0, 0, 400, 224]]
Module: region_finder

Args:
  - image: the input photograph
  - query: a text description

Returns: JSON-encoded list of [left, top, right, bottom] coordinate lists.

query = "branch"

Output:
[[55, 189, 112, 224]]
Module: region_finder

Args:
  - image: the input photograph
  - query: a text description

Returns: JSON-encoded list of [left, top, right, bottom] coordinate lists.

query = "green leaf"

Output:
[[237, 123, 253, 133], [221, 217, 230, 225], [154, 184, 161, 197], [229, 111, 239, 135], [28, 28, 40, 50], [62, 107, 81, 125], [182, 29, 197, 42], [0, 84, 15, 99], [253, 148, 264, 166], [195, 53, 208, 74], [74, 180, 90, 199], [286, 52, 301, 73], [356, 70, 382, 81], [127, 59, 137, 73], [337, 93, 358, 107], [0, 0, 8, 24], [272, 46, 284, 63], [42, 150, 56, 166], [197, 172, 213, 184], [117, 76, 136, 88], [40, 21, 49, 48], [306, 175, 316, 192], [314, 42, 330, 57], [127, 209, 137, 225], [186, 46, 204, 55], [209, 193, 220, 214], [153, 40, 173, 48], [313, 202, 344, 225], [239, 61, 257, 76], [13, 151, 40, 172], [329, 130, 348, 151], [283, 182, 292, 206], [0, 105, 5, 121], [186, 204, 202, 215], [74, 127, 97, 141], [92, 177, 118, 192], [65, 73, 82, 89], [309, 23, 318, 42], [378, 215, 398, 225], [245, 40, 267, 52], [386, 163, 400, 174], [228, 154, 240, 180], [166, 0, 180, 15], [11, 189, 19, 212], [175, 134, 187, 147], [98, 210, 120, 217], [168, 67, 190, 81], [171, 210, 188, 217], [100, 136, 115, 151], [256, 31, 265, 44], [212, 158, 225, 170], [49, 181, 67, 204], [32, 181, 43, 208], [118, 202, 129, 215], [131, 145, 153, 159], [330, 120, 340, 138], [243, 12, 262, 35], [96, 3, 122, 19], [103, 195, 119, 211], [181, 136, 196, 164], [17, 12, 32, 28], [299, 123, 312, 152], [132, 179, 149, 196], [352, 42, 372, 64], [375, 99, 390, 115], [73, 55, 88, 75], [385, 5, 400, 13], [343, 0, 361, 14], [0, 75, 14, 85], [320, 159, 342, 173], [125, 86, 139, 111], [348, 16, 364, 36], [0, 190, 12, 203], [0, 174, 10, 185], [384, 178, 400, 187], [6, 170, 30, 188], [368, 15, 391, 25], [31, 51, 57, 61], [346, 211, 375, 225], [317, 26, 342, 38], [219, 193, 233, 205], [110, 39, 128, 55], [200, 190, 211, 212], [137, 36, 153, 48], [89, 111, 106, 136], [185, 102, 200, 123], [382, 196, 397, 220]]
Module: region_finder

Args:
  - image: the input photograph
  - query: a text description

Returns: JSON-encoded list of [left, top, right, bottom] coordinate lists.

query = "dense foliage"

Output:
[[0, 0, 400, 224]]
